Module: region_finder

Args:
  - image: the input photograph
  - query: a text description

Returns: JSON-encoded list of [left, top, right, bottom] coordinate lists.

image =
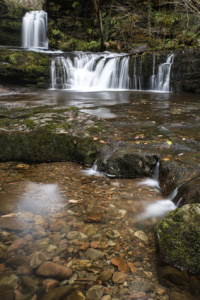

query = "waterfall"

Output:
[[22, 11, 48, 48], [51, 52, 130, 90], [150, 54, 174, 92], [51, 52, 174, 92]]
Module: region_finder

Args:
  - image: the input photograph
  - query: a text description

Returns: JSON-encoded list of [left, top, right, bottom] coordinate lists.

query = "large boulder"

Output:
[[155, 204, 200, 276]]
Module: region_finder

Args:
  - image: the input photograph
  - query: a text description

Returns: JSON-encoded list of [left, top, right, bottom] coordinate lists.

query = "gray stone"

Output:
[[85, 248, 105, 261], [86, 285, 104, 300]]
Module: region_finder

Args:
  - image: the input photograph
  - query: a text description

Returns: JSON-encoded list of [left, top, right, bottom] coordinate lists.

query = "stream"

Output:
[[0, 87, 200, 299]]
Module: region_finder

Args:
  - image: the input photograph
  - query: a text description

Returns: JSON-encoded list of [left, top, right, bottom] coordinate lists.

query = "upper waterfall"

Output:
[[22, 11, 48, 49], [51, 52, 174, 92]]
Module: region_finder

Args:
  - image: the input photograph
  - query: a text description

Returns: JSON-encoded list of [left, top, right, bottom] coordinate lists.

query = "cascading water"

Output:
[[51, 52, 130, 90], [150, 54, 174, 92], [22, 11, 48, 48], [51, 52, 174, 92]]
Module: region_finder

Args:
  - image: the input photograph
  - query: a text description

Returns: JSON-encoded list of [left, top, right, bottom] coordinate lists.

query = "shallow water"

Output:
[[0, 161, 169, 299], [0, 87, 200, 298]]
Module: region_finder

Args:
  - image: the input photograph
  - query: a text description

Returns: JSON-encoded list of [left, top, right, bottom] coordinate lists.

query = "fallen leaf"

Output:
[[93, 137, 98, 140], [100, 140, 105, 144]]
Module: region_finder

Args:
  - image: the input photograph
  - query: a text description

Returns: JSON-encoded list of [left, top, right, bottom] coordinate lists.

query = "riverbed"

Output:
[[0, 87, 200, 299]]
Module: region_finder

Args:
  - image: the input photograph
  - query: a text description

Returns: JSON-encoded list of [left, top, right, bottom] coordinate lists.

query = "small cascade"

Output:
[[22, 11, 48, 48], [51, 52, 130, 90], [151, 53, 174, 92], [139, 161, 160, 188]]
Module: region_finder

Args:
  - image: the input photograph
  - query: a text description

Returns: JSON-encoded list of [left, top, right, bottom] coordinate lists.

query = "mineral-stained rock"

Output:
[[71, 259, 92, 271], [0, 274, 19, 289], [111, 257, 129, 273], [86, 285, 104, 300], [99, 270, 113, 281], [35, 261, 73, 280], [155, 203, 200, 276]]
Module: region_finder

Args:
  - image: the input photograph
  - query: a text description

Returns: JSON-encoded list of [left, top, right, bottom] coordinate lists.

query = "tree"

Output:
[[93, 0, 105, 50]]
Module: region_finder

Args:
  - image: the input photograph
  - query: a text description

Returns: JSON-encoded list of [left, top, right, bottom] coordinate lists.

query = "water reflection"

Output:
[[14, 182, 62, 214]]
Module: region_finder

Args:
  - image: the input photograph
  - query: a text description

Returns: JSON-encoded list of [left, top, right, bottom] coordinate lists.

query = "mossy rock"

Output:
[[155, 204, 200, 277]]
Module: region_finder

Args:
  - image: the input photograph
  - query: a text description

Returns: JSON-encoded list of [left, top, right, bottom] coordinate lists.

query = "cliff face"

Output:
[[0, 0, 24, 46]]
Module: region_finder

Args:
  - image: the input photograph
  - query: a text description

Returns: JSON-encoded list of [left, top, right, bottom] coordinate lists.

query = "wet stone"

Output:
[[106, 230, 121, 239], [0, 217, 27, 231], [67, 231, 79, 240], [35, 261, 73, 280], [67, 290, 86, 300], [111, 257, 129, 273], [29, 251, 50, 269], [112, 272, 128, 284], [86, 285, 104, 300], [85, 248, 105, 261]]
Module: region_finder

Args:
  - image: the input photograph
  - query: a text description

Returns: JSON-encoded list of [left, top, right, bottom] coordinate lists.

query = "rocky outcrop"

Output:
[[0, 48, 51, 87]]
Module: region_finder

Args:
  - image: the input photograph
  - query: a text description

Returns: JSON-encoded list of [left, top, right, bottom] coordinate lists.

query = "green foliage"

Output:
[[53, 29, 60, 36], [72, 1, 79, 8]]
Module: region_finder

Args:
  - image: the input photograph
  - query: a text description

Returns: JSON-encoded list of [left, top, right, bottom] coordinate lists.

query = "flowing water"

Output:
[[22, 11, 48, 49], [51, 52, 174, 92]]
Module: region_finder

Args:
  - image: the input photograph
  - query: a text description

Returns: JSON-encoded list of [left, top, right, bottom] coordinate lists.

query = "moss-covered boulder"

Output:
[[0, 48, 51, 87], [155, 204, 200, 276]]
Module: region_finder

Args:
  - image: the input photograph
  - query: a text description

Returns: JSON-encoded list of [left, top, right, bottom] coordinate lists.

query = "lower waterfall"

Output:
[[51, 52, 174, 92]]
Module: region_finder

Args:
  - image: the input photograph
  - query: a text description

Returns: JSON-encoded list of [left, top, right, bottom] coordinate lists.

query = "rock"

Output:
[[51, 233, 61, 244], [16, 265, 33, 276], [71, 259, 92, 271], [6, 255, 28, 269], [0, 284, 15, 300], [101, 296, 111, 300], [67, 231, 79, 240], [86, 285, 104, 300], [112, 272, 128, 284], [20, 212, 34, 222], [134, 231, 148, 243], [155, 204, 200, 276], [99, 270, 113, 281], [0, 217, 27, 231], [99, 150, 158, 178], [173, 176, 200, 206], [36, 261, 73, 280], [20, 276, 36, 293], [66, 290, 86, 300], [129, 291, 147, 299], [39, 285, 75, 300], [42, 279, 59, 292], [0, 274, 19, 289], [106, 230, 121, 239], [7, 238, 27, 253], [31, 237, 49, 251], [111, 257, 129, 273], [30, 251, 50, 269], [79, 242, 90, 251], [85, 212, 103, 223], [128, 262, 137, 273], [85, 248, 105, 261], [50, 220, 66, 232]]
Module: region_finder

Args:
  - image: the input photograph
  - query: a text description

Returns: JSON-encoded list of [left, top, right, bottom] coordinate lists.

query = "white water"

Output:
[[151, 54, 174, 92], [138, 164, 178, 219], [22, 11, 48, 48], [51, 52, 130, 90], [139, 161, 160, 188], [51, 52, 174, 92]]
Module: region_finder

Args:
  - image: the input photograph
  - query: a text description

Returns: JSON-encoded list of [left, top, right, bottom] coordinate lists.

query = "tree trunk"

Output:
[[93, 0, 105, 50]]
